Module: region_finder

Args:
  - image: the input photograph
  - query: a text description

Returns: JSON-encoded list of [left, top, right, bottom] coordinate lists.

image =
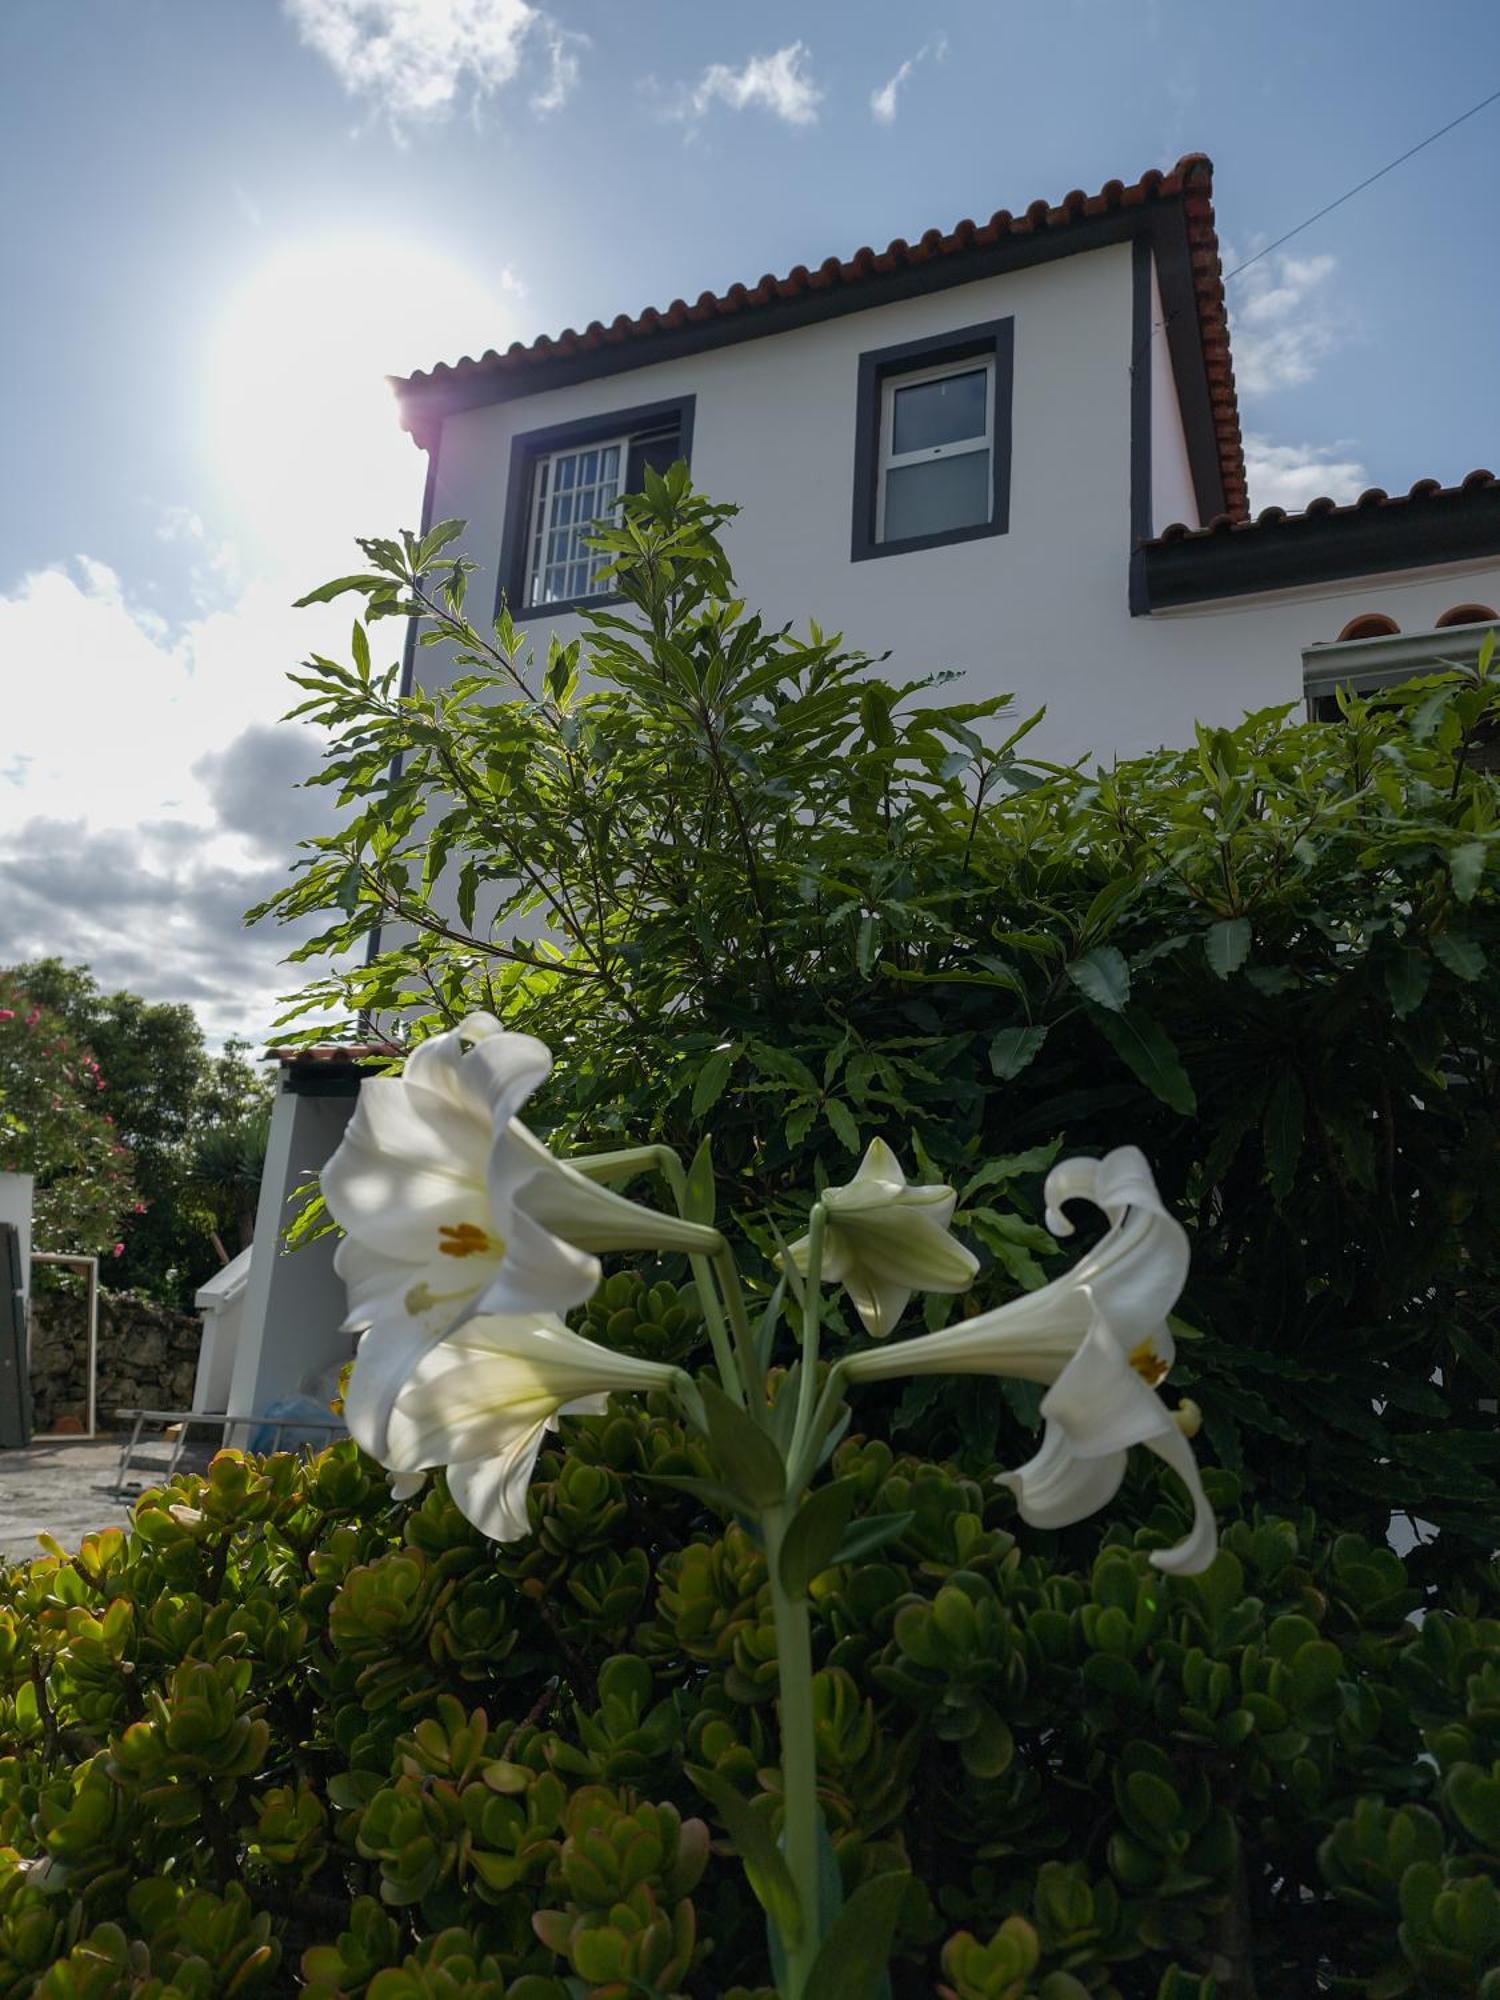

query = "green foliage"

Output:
[[2, 1430, 1498, 1993], [4, 488, 1491, 1990], [255, 487, 1500, 1589], [10, 959, 274, 1302], [0, 972, 136, 1258]]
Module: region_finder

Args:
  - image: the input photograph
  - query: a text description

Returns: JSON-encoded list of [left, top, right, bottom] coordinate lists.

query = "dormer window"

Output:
[[497, 396, 696, 619], [851, 317, 1014, 563]]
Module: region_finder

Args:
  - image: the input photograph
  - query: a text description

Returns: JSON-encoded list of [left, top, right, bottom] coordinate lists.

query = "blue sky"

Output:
[[2, 0, 1498, 1038]]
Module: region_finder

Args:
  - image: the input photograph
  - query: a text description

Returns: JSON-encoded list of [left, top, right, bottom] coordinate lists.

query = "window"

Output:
[[497, 397, 695, 619], [852, 317, 1013, 563], [526, 438, 626, 607]]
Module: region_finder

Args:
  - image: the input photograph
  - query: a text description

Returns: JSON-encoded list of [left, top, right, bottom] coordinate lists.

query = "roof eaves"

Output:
[[1143, 470, 1500, 608], [394, 152, 1248, 522]]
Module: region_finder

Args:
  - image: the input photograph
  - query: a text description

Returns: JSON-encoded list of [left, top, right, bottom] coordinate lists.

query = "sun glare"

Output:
[[205, 235, 516, 578]]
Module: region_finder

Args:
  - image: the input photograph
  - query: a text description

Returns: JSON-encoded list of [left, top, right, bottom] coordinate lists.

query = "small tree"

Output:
[[12, 961, 273, 1299], [0, 971, 135, 1258]]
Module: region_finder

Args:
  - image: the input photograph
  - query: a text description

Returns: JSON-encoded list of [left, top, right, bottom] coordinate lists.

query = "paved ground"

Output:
[[0, 1435, 175, 1563]]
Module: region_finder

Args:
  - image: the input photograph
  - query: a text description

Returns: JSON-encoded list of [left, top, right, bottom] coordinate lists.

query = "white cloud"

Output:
[[1243, 434, 1368, 514], [1228, 249, 1343, 396], [686, 42, 823, 126], [0, 559, 341, 1043], [283, 0, 583, 124], [533, 22, 585, 113], [1, 234, 520, 1044], [870, 35, 945, 123]]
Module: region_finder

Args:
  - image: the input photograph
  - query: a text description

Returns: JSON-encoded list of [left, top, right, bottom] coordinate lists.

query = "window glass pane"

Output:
[[891, 368, 987, 455], [530, 441, 625, 603], [882, 449, 990, 543], [627, 426, 680, 491]]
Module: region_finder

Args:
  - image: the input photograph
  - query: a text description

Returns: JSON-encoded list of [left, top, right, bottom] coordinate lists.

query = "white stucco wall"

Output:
[[418, 240, 1500, 769], [227, 1080, 355, 1432]]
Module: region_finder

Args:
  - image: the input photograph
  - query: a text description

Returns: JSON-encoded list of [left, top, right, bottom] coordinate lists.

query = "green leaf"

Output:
[[989, 1023, 1048, 1080], [687, 1767, 803, 1948], [1384, 947, 1431, 1019], [959, 1698, 1014, 1779], [800, 1871, 909, 2000], [1204, 917, 1251, 978], [832, 1511, 914, 1565], [292, 572, 386, 608], [1450, 840, 1486, 902], [1087, 1005, 1196, 1114], [683, 1135, 717, 1226], [1262, 1069, 1305, 1200], [825, 1099, 860, 1153], [697, 1378, 785, 1507], [1067, 946, 1130, 1012], [856, 914, 878, 976], [1432, 932, 1487, 981], [778, 1480, 858, 1596], [643, 1473, 748, 1519], [691, 1049, 735, 1119]]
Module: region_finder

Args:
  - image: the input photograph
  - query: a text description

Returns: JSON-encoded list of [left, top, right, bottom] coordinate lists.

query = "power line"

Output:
[[1222, 83, 1500, 285]]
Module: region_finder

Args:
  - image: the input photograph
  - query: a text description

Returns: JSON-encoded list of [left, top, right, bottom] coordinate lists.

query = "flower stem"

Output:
[[792, 1203, 825, 1454], [649, 1145, 746, 1406], [785, 1358, 849, 1498], [564, 1144, 665, 1184], [763, 1506, 822, 2000], [712, 1240, 764, 1411]]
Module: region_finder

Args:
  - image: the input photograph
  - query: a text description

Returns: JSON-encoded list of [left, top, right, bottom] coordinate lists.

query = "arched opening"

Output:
[[1336, 613, 1400, 641], [1435, 603, 1499, 628]]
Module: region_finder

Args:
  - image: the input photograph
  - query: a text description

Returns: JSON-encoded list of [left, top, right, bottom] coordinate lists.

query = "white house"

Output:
[[226, 151, 1499, 1427], [393, 151, 1500, 762]]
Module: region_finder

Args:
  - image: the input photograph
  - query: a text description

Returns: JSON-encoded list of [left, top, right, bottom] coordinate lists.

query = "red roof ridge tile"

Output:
[[395, 152, 1249, 521]]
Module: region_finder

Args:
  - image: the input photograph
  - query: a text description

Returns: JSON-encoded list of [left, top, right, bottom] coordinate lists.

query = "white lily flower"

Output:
[[787, 1137, 979, 1338], [324, 1012, 719, 1459], [843, 1147, 1215, 1574], [375, 1312, 677, 1542]]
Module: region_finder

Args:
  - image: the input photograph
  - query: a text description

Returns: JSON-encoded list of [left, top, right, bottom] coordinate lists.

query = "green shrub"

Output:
[[1, 1414, 1498, 1993], [263, 476, 1500, 1586]]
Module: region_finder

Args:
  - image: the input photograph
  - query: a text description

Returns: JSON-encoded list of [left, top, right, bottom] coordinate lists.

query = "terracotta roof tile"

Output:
[[1150, 470, 1498, 549], [267, 1043, 392, 1067], [395, 153, 1249, 521]]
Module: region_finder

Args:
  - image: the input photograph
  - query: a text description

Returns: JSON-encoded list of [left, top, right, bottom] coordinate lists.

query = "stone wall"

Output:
[[28, 1285, 202, 1434]]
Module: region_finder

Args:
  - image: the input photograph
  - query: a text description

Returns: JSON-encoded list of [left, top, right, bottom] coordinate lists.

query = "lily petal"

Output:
[[840, 1273, 912, 1343], [789, 1137, 977, 1338], [1000, 1423, 1129, 1529], [382, 1313, 677, 1472], [461, 1205, 601, 1325], [443, 1393, 610, 1541], [1141, 1424, 1219, 1575], [342, 1311, 446, 1460], [1041, 1320, 1178, 1458], [445, 1424, 553, 1541]]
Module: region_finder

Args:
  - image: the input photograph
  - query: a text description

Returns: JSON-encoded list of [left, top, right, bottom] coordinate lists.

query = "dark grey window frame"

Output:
[[850, 317, 1014, 564], [496, 393, 696, 623]]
